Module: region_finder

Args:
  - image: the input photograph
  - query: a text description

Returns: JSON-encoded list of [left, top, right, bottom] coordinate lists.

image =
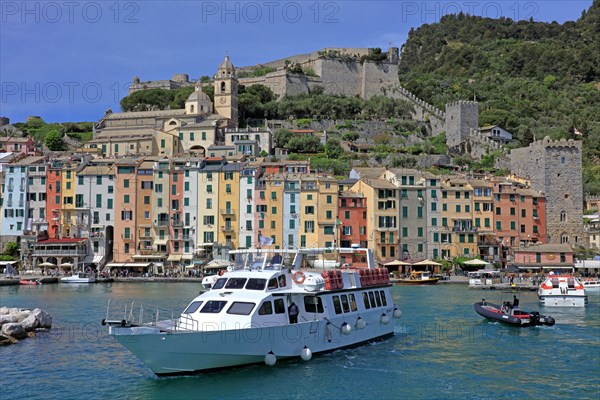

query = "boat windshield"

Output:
[[212, 278, 228, 290], [232, 251, 289, 270]]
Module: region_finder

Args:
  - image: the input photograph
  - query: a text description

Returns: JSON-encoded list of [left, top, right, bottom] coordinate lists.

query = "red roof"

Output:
[[291, 129, 315, 133], [37, 238, 87, 244]]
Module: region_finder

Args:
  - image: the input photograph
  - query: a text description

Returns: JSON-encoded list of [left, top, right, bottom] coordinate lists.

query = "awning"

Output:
[[167, 254, 182, 262], [92, 255, 104, 264], [542, 266, 573, 269], [154, 239, 168, 245], [106, 262, 154, 268], [196, 243, 214, 248], [132, 254, 165, 259], [385, 259, 411, 266], [182, 254, 194, 260]]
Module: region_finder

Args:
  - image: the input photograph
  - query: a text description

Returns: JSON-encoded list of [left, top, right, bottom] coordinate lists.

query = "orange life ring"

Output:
[[292, 271, 306, 284]]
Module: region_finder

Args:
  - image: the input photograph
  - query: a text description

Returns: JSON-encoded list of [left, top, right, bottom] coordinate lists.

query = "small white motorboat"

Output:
[[581, 279, 600, 294], [60, 273, 97, 284], [538, 274, 587, 307]]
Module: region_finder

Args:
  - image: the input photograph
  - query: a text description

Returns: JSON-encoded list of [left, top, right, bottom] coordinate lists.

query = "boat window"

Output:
[[245, 278, 267, 290], [368, 292, 377, 308], [374, 291, 382, 307], [379, 291, 387, 306], [268, 277, 278, 290], [304, 296, 324, 313], [258, 301, 273, 315], [227, 302, 256, 315], [340, 295, 350, 313], [274, 299, 285, 314], [332, 296, 343, 314], [212, 278, 227, 290], [278, 275, 287, 287], [349, 294, 357, 311], [567, 279, 575, 288], [225, 278, 247, 289], [551, 278, 559, 288], [183, 301, 203, 314], [362, 292, 371, 309], [200, 301, 227, 313]]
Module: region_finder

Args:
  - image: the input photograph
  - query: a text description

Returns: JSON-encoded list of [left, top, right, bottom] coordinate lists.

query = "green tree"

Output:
[[273, 128, 293, 148], [3, 242, 19, 257], [324, 139, 344, 159], [45, 129, 64, 151]]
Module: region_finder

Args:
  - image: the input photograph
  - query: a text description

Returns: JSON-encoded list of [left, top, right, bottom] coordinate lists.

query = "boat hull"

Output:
[[473, 302, 554, 327], [395, 278, 439, 286], [110, 312, 395, 376], [538, 294, 587, 307]]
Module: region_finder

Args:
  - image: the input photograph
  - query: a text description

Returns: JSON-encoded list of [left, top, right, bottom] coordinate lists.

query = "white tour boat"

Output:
[[201, 274, 220, 290], [581, 278, 600, 293], [60, 272, 97, 283], [538, 274, 588, 307], [103, 247, 401, 376]]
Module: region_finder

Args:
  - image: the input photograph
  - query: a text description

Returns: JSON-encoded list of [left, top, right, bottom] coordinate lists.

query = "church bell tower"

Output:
[[214, 55, 238, 125]]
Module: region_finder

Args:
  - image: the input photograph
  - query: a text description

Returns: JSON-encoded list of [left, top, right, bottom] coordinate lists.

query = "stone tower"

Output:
[[445, 101, 479, 148], [214, 55, 239, 125], [508, 137, 586, 247]]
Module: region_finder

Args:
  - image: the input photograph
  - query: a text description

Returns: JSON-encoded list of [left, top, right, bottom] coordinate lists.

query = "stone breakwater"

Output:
[[0, 307, 53, 345]]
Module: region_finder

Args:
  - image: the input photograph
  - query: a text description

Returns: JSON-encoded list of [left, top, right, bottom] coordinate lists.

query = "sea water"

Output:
[[1, 283, 598, 400]]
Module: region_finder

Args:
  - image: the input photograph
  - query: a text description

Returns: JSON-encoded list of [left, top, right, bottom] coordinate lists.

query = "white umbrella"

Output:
[[384, 260, 411, 266], [38, 262, 56, 267], [412, 259, 442, 266], [463, 259, 489, 266], [61, 262, 74, 267]]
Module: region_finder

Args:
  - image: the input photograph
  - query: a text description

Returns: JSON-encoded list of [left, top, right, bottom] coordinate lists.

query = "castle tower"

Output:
[[213, 55, 239, 125], [508, 137, 586, 247], [444, 101, 479, 148]]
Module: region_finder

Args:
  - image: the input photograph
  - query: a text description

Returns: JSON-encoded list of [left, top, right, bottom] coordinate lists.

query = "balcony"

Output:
[[171, 220, 183, 227], [453, 226, 478, 233], [139, 233, 153, 239], [221, 225, 234, 232], [182, 235, 192, 240], [220, 208, 235, 215], [154, 221, 169, 227]]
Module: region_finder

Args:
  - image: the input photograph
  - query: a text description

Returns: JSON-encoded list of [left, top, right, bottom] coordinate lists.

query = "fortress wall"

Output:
[[317, 59, 362, 97]]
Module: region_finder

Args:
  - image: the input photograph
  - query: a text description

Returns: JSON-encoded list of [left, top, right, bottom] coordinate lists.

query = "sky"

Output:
[[0, 0, 593, 123]]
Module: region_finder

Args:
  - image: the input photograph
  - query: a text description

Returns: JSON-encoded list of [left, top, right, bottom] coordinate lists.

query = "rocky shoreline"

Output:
[[0, 307, 53, 345]]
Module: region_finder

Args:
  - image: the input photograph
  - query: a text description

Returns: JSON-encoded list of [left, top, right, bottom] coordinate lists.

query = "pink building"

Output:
[[513, 243, 574, 271], [0, 137, 36, 156]]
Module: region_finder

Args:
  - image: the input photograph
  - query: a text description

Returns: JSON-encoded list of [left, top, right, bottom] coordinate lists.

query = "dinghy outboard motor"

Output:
[[528, 312, 541, 326], [542, 316, 555, 326]]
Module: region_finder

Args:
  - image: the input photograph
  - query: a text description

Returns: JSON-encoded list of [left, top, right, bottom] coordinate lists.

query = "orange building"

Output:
[[113, 158, 138, 262], [493, 181, 547, 250]]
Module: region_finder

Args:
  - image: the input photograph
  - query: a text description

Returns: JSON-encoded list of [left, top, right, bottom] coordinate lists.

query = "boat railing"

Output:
[[103, 299, 198, 332]]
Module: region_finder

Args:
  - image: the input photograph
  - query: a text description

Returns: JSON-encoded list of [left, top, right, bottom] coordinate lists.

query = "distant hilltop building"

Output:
[[125, 48, 510, 160], [91, 56, 249, 158]]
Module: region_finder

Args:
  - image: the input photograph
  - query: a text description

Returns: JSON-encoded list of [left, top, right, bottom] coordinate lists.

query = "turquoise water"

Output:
[[1, 283, 598, 400]]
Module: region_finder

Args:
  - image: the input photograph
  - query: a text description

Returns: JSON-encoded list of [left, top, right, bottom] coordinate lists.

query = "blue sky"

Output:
[[0, 0, 593, 123]]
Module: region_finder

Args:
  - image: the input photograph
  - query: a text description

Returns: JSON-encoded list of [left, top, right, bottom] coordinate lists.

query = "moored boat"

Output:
[[395, 271, 439, 285], [19, 279, 42, 285], [102, 247, 402, 376], [474, 298, 555, 327], [581, 278, 600, 293], [538, 274, 587, 307], [60, 273, 97, 284]]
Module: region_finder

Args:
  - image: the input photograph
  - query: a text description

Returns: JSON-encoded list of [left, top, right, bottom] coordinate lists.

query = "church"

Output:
[[87, 56, 239, 158]]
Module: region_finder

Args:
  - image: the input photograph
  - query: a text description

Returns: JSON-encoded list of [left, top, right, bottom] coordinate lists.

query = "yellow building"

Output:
[[152, 159, 171, 256], [217, 163, 242, 249], [316, 176, 338, 248], [349, 178, 399, 262], [440, 177, 478, 258], [60, 162, 77, 237], [299, 175, 319, 248]]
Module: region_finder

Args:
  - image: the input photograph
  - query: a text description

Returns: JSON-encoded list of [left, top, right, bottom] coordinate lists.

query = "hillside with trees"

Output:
[[398, 0, 600, 194]]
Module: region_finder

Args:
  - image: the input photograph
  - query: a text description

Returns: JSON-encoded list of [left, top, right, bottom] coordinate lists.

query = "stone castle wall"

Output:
[[509, 137, 585, 246]]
